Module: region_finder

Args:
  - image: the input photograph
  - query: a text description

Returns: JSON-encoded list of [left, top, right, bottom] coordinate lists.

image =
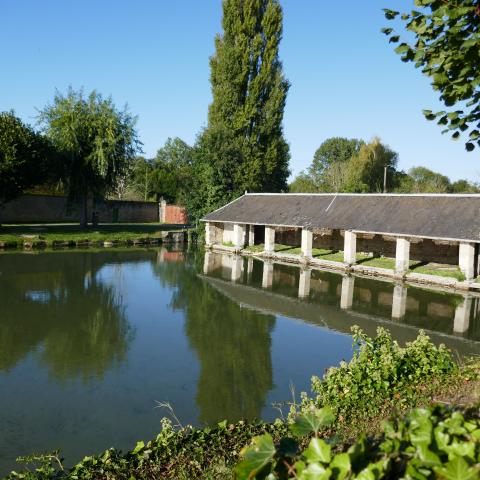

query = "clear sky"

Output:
[[1, 0, 478, 182]]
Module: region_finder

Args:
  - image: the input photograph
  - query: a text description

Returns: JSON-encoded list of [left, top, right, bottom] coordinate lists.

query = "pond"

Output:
[[0, 247, 479, 475]]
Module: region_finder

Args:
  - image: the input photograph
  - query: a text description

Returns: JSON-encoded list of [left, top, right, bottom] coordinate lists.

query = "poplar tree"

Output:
[[200, 0, 290, 202]]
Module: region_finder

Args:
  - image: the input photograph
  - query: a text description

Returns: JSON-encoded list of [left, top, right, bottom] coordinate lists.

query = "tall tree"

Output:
[[0, 111, 55, 205], [39, 88, 140, 227], [310, 137, 363, 184], [197, 0, 290, 213], [383, 1, 480, 150]]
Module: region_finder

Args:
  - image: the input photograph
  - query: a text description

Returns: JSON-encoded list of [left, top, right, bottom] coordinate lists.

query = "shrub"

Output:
[[294, 327, 456, 423]]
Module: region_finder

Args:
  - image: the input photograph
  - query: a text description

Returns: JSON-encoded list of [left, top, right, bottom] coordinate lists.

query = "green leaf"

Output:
[[433, 457, 478, 480], [303, 438, 331, 464], [290, 407, 335, 437], [395, 43, 410, 54], [132, 441, 144, 454], [298, 462, 332, 480], [465, 142, 475, 151], [330, 453, 351, 479], [236, 434, 276, 480]]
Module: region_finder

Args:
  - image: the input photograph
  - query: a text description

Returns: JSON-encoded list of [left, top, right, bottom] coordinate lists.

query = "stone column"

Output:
[[454, 296, 472, 335], [459, 242, 475, 280], [262, 261, 274, 288], [159, 198, 167, 223], [301, 229, 313, 258], [298, 269, 311, 298], [205, 222, 215, 246], [233, 223, 245, 249], [391, 284, 407, 321], [264, 226, 275, 254], [231, 256, 243, 282], [248, 225, 255, 246], [340, 275, 355, 309], [395, 238, 410, 274], [343, 231, 357, 265]]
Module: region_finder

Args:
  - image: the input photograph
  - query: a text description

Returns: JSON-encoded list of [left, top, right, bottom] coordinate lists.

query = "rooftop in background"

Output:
[[202, 193, 480, 242]]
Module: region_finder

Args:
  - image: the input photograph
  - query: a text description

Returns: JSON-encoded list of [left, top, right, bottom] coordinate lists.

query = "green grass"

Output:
[[0, 223, 186, 248], [222, 240, 235, 247], [357, 256, 396, 270], [408, 264, 465, 281]]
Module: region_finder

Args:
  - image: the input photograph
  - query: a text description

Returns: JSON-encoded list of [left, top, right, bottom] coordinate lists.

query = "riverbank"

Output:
[[210, 243, 480, 293], [5, 329, 480, 479], [0, 223, 192, 249]]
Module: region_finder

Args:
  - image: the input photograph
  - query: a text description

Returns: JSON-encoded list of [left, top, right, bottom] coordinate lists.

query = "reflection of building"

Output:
[[203, 193, 480, 281], [201, 251, 480, 355]]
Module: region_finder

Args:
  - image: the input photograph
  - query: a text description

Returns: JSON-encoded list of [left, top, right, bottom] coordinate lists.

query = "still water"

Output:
[[0, 247, 479, 474]]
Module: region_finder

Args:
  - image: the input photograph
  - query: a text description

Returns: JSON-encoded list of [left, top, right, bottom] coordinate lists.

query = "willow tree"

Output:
[[198, 0, 290, 211], [39, 88, 140, 227], [383, 1, 480, 151]]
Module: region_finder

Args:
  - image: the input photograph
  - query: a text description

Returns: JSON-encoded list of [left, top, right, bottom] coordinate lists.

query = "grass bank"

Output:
[[5, 328, 480, 479], [0, 224, 189, 249]]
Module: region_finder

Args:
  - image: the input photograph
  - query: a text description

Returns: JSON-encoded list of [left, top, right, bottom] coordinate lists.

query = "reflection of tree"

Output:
[[0, 252, 133, 382], [152, 252, 275, 425]]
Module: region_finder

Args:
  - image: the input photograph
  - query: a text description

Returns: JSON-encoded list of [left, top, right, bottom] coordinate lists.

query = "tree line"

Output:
[[289, 136, 479, 194], [1, 0, 479, 227]]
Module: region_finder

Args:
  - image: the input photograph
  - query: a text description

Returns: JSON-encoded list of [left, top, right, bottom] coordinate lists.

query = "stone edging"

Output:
[[208, 245, 474, 293]]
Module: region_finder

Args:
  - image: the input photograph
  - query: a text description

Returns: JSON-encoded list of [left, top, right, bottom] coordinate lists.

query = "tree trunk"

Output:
[[79, 194, 88, 228]]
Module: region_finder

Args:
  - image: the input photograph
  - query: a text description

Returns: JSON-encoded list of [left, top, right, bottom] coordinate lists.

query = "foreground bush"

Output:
[[294, 327, 457, 427], [236, 404, 480, 479]]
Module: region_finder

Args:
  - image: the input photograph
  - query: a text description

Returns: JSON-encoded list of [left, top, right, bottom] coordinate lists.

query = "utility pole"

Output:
[[383, 165, 388, 193]]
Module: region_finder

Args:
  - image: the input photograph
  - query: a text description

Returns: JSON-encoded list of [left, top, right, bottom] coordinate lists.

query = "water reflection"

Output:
[[202, 251, 480, 355], [0, 251, 137, 380], [155, 254, 274, 424]]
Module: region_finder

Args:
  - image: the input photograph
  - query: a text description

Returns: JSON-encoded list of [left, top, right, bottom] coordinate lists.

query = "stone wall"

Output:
[[0, 194, 188, 224]]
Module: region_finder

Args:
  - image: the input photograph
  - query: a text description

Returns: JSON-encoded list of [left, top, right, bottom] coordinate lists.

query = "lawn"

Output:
[[0, 223, 187, 248], [408, 263, 465, 281]]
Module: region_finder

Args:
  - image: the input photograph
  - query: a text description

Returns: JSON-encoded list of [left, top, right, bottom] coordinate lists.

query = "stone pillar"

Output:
[[298, 269, 311, 298], [340, 275, 355, 309], [391, 284, 407, 321], [343, 231, 357, 265], [233, 223, 245, 249], [262, 261, 274, 289], [395, 238, 410, 274], [159, 198, 167, 223], [248, 225, 255, 246], [203, 251, 214, 274], [231, 256, 243, 282], [264, 226, 275, 254], [205, 222, 215, 246], [459, 242, 475, 280], [301, 229, 313, 258], [454, 296, 472, 335]]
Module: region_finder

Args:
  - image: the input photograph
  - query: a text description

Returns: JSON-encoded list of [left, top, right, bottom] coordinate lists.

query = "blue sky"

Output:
[[1, 0, 478, 182]]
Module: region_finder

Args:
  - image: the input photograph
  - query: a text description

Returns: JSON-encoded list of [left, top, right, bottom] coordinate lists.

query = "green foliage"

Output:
[[290, 137, 398, 193], [0, 111, 56, 204], [6, 418, 287, 480], [383, 1, 480, 151], [236, 404, 480, 479], [296, 327, 456, 422], [310, 137, 363, 185], [38, 87, 140, 226], [192, 0, 290, 222], [150, 137, 193, 204]]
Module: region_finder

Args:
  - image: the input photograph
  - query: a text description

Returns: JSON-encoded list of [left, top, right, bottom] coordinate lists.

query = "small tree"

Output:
[[0, 111, 55, 205], [39, 88, 140, 227]]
